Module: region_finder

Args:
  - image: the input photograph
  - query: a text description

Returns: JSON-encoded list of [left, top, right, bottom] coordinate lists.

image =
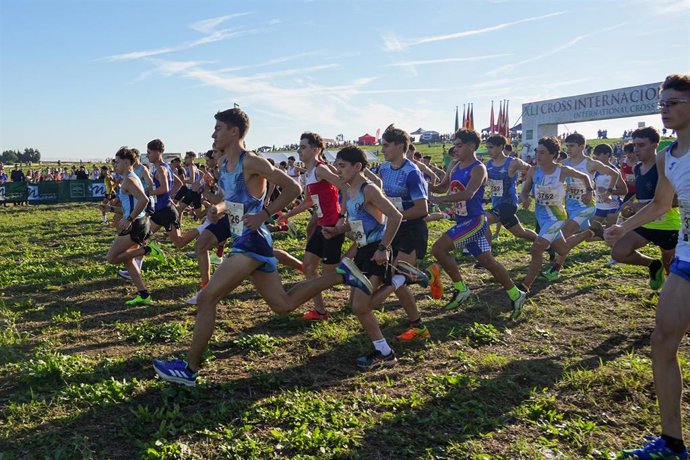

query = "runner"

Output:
[[367, 124, 432, 341], [280, 132, 346, 321], [607, 73, 689, 460], [518, 136, 594, 293], [610, 127, 680, 289], [484, 134, 537, 243], [541, 133, 620, 280], [620, 142, 637, 203], [590, 143, 627, 229], [429, 128, 527, 319], [105, 147, 165, 306], [153, 110, 379, 385]]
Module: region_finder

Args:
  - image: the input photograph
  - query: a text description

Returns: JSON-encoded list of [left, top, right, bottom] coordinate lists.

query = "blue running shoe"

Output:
[[619, 436, 688, 459], [153, 358, 198, 386], [336, 257, 373, 295]]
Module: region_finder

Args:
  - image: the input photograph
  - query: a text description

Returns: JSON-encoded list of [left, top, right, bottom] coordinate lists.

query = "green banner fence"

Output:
[[0, 180, 106, 204]]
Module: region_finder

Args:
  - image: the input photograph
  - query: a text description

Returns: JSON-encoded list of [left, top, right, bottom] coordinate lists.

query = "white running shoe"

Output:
[[117, 269, 132, 281], [185, 291, 200, 305]]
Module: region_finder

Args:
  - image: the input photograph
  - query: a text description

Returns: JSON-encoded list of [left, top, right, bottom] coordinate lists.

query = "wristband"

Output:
[[263, 206, 271, 219], [377, 243, 390, 252]]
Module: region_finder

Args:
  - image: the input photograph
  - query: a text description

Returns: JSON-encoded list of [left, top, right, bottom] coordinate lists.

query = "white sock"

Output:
[[135, 257, 143, 269], [391, 274, 405, 290], [373, 338, 392, 356]]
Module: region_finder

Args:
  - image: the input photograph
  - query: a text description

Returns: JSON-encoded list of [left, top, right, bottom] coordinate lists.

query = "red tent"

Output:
[[358, 133, 376, 145]]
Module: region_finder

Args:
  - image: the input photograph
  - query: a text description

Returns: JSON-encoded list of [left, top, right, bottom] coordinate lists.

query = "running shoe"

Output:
[[153, 358, 198, 386], [618, 436, 688, 460], [185, 290, 200, 305], [511, 290, 527, 320], [147, 241, 167, 263], [428, 263, 443, 300], [546, 247, 556, 262], [606, 258, 619, 267], [210, 254, 223, 265], [396, 325, 430, 342], [125, 294, 153, 306], [336, 257, 373, 295], [395, 261, 429, 288], [301, 309, 329, 321], [541, 266, 560, 281], [649, 260, 665, 291], [287, 220, 299, 239], [117, 269, 132, 281], [186, 251, 197, 259], [444, 288, 471, 310], [356, 349, 397, 369]]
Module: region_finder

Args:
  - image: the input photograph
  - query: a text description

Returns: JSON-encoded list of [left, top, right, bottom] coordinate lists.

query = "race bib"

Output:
[[349, 220, 367, 247], [225, 201, 244, 237], [311, 194, 323, 218], [625, 173, 635, 184], [536, 185, 560, 206], [389, 196, 404, 212], [680, 200, 690, 242], [488, 179, 503, 197], [566, 179, 586, 201]]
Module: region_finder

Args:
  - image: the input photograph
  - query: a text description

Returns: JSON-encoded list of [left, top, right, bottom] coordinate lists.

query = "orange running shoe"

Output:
[[396, 325, 430, 342], [428, 263, 443, 299], [301, 309, 329, 321]]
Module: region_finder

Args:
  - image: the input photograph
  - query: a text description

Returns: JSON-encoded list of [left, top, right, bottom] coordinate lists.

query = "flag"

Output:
[[469, 104, 474, 131], [462, 104, 466, 129], [505, 100, 510, 138], [490, 101, 495, 134], [375, 128, 381, 141], [454, 106, 459, 132], [465, 104, 471, 129]]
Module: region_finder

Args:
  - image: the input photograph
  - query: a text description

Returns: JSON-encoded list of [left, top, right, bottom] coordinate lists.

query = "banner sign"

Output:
[[1, 180, 106, 203], [522, 82, 661, 124]]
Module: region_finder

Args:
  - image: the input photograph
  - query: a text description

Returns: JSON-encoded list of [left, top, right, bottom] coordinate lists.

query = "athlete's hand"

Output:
[[604, 224, 626, 246], [521, 195, 531, 209], [582, 190, 593, 205], [371, 248, 389, 266], [321, 226, 338, 239], [243, 212, 265, 231], [117, 218, 131, 232], [207, 205, 221, 223]]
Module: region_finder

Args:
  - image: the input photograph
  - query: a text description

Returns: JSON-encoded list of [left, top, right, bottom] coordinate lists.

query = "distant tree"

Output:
[[1, 150, 19, 163], [20, 147, 41, 163]]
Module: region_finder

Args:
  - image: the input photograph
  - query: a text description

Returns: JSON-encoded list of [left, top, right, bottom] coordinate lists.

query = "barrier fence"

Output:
[[0, 180, 105, 204]]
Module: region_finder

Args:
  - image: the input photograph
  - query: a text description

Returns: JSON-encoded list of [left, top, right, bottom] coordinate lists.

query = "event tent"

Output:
[[358, 133, 376, 145]]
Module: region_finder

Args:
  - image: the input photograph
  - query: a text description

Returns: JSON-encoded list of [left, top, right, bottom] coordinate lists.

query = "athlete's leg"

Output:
[[475, 251, 516, 290], [187, 254, 261, 370], [661, 248, 676, 274], [303, 251, 327, 314], [522, 236, 553, 290], [195, 230, 219, 285], [506, 222, 538, 241], [432, 234, 463, 283], [610, 231, 653, 266], [274, 248, 304, 272], [651, 273, 690, 439], [350, 276, 384, 341], [106, 234, 145, 265]]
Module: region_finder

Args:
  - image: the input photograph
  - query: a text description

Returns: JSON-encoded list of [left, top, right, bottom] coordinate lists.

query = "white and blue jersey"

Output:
[[219, 153, 277, 272], [118, 172, 146, 220], [346, 181, 385, 246], [378, 160, 428, 216], [532, 166, 567, 242], [486, 157, 518, 207]]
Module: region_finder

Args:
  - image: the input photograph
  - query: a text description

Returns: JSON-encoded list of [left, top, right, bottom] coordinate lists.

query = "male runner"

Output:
[[607, 73, 690, 460]]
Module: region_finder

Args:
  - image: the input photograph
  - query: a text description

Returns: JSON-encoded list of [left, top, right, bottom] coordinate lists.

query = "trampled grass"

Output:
[[0, 202, 688, 459]]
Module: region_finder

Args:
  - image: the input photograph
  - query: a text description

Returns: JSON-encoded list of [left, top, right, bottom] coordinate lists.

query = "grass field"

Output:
[[0, 202, 688, 459]]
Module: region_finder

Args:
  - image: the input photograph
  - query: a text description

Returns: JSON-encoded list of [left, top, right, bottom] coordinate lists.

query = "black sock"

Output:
[[410, 318, 423, 328], [138, 290, 150, 299], [143, 246, 152, 256], [186, 365, 196, 374], [649, 259, 662, 275], [661, 434, 685, 453]]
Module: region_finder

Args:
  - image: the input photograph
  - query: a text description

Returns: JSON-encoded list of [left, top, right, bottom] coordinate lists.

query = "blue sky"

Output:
[[1, 0, 688, 161]]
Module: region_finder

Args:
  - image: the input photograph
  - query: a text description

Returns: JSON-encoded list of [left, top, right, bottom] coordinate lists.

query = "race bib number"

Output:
[[626, 174, 635, 184], [311, 194, 323, 218], [389, 196, 404, 212], [680, 200, 690, 242], [536, 185, 559, 206], [489, 179, 503, 197], [349, 220, 367, 247], [566, 180, 586, 201], [225, 201, 244, 237]]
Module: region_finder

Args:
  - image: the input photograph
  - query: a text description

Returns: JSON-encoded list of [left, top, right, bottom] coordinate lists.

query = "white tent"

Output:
[[259, 149, 380, 165], [258, 151, 294, 165], [323, 150, 380, 164]]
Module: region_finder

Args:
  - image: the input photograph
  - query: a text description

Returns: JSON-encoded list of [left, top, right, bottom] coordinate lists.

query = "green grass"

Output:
[[0, 202, 688, 458]]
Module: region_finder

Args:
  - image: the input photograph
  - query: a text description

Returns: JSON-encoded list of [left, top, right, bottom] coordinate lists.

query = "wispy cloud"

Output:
[[382, 11, 567, 52], [633, 0, 690, 15], [103, 13, 259, 62], [486, 24, 625, 77], [386, 53, 513, 68]]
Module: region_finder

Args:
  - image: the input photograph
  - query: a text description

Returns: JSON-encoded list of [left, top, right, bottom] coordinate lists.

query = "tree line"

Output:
[[1, 148, 41, 163]]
